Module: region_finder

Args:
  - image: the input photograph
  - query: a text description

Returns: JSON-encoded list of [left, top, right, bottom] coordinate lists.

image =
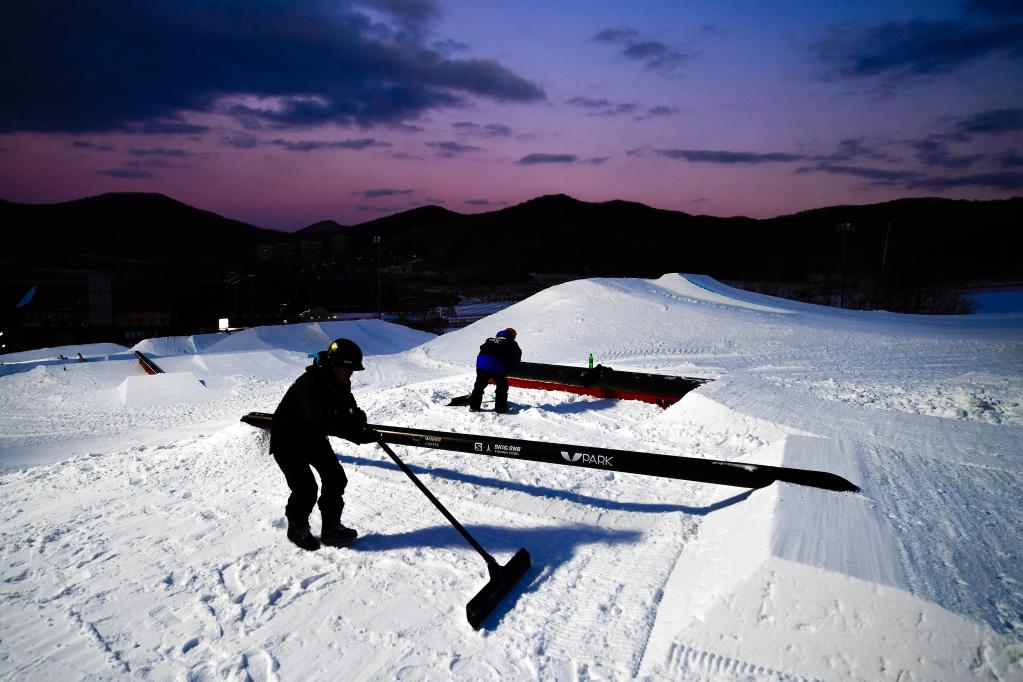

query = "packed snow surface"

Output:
[[1, 276, 1021, 680]]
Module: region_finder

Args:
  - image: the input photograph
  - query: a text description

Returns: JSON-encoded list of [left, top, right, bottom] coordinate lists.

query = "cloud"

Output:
[[432, 38, 471, 55], [128, 147, 192, 158], [452, 121, 513, 137], [813, 17, 1023, 83], [966, 0, 1023, 18], [426, 141, 483, 157], [352, 0, 440, 30], [656, 148, 804, 164], [581, 157, 611, 165], [911, 137, 985, 169], [355, 188, 414, 198], [954, 108, 1023, 136], [0, 1, 544, 134], [465, 199, 491, 206], [909, 171, 1023, 191], [72, 140, 115, 152], [517, 153, 577, 165], [998, 150, 1023, 168], [797, 163, 924, 186], [100, 167, 154, 179], [639, 105, 681, 119], [270, 138, 388, 152], [817, 138, 890, 163], [591, 27, 694, 73], [566, 96, 638, 117]]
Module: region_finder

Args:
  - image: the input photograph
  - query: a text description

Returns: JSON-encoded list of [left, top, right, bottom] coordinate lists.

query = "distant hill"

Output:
[[339, 193, 1023, 286], [295, 219, 349, 235], [0, 192, 285, 273], [2, 191, 1021, 287]]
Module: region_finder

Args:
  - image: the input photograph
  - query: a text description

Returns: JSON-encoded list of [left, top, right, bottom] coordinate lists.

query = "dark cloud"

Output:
[[517, 153, 577, 164], [426, 141, 483, 157], [100, 168, 154, 179], [355, 188, 414, 198], [72, 140, 116, 152], [452, 121, 513, 137], [966, 0, 1023, 18], [432, 38, 471, 55], [581, 157, 611, 165], [353, 0, 440, 30], [816, 138, 889, 163], [797, 163, 924, 186], [222, 133, 261, 149], [465, 199, 491, 206], [591, 27, 694, 73], [128, 147, 192, 158], [656, 148, 804, 164], [998, 150, 1023, 168], [270, 138, 388, 152], [130, 119, 210, 136], [593, 28, 640, 43], [640, 105, 681, 119], [813, 17, 1023, 83], [566, 96, 638, 116], [909, 171, 1023, 191], [0, 1, 544, 135], [954, 108, 1023, 136], [911, 137, 985, 169]]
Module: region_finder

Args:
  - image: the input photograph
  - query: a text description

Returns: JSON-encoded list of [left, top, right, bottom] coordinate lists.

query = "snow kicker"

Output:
[[449, 361, 710, 408], [240, 413, 858, 492]]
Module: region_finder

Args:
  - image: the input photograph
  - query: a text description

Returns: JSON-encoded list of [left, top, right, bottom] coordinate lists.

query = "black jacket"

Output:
[[270, 365, 367, 452]]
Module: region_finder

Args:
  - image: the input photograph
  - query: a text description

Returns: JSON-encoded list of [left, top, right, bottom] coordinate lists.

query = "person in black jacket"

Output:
[[468, 327, 522, 413], [270, 338, 374, 551]]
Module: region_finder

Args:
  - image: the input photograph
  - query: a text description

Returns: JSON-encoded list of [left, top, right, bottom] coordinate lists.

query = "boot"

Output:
[[286, 521, 320, 551], [321, 519, 358, 547]]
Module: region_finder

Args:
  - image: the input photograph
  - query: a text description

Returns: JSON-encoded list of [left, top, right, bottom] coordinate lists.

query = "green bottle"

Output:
[[588, 352, 593, 369]]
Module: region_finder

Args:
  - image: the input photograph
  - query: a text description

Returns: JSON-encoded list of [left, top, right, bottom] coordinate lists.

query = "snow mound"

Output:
[[0, 342, 129, 363], [117, 372, 212, 408], [134, 319, 435, 358]]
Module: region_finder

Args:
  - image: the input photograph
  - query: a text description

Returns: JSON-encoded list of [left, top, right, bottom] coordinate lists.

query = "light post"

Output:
[[836, 222, 856, 308], [373, 235, 381, 319]]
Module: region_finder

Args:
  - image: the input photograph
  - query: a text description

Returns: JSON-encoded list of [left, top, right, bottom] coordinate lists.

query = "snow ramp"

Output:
[[117, 372, 211, 408]]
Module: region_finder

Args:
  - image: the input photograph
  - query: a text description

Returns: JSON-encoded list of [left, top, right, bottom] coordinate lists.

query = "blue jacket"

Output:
[[476, 335, 521, 374]]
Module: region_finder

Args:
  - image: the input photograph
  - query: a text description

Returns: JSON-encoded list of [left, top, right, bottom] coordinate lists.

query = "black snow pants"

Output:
[[469, 369, 509, 412], [272, 434, 348, 526]]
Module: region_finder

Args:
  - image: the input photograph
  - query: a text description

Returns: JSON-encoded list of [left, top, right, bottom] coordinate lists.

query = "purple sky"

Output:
[[1, 0, 1021, 230]]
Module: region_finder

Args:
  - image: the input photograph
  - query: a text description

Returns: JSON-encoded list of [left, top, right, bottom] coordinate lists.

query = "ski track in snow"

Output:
[[1, 278, 1022, 680]]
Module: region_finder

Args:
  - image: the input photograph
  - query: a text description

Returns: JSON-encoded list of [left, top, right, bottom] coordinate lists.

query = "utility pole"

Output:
[[880, 221, 891, 283], [373, 235, 382, 319], [836, 222, 856, 309]]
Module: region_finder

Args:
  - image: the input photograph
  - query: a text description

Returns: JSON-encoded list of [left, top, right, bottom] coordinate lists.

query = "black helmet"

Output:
[[326, 338, 364, 370]]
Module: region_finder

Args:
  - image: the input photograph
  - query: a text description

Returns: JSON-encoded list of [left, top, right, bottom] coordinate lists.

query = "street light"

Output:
[[836, 222, 856, 309], [373, 235, 382, 319]]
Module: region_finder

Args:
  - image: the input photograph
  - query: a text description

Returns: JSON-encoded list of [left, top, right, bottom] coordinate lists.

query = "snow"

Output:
[[1, 275, 1021, 680]]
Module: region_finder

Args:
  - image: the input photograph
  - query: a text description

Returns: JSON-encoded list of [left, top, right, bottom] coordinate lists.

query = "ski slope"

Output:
[[1, 275, 1020, 680]]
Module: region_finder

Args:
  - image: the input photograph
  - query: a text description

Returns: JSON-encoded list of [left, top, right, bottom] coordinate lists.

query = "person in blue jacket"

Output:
[[468, 328, 522, 413]]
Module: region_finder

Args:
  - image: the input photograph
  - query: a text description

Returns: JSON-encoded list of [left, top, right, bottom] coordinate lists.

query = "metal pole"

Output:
[[881, 221, 891, 281], [836, 222, 855, 309], [373, 235, 381, 319], [376, 439, 496, 566]]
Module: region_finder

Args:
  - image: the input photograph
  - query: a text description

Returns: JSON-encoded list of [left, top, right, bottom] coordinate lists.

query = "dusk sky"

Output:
[[2, 0, 1022, 230]]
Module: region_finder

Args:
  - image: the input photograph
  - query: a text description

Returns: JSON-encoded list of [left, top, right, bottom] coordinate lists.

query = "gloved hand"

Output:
[[356, 426, 381, 444]]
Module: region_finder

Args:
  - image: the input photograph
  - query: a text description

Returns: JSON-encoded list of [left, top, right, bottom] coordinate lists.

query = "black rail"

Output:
[[241, 412, 858, 493]]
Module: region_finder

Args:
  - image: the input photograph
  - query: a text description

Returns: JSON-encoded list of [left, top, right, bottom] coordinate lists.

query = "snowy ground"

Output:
[[1, 275, 1020, 680]]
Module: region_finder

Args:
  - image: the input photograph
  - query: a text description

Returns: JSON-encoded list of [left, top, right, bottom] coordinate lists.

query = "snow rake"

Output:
[[374, 437, 531, 629]]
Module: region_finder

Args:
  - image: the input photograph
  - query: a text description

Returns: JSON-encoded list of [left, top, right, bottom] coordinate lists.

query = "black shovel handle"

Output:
[[375, 437, 497, 568]]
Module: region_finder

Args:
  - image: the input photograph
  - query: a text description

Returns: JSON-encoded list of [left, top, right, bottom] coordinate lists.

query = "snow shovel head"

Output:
[[466, 548, 531, 629]]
